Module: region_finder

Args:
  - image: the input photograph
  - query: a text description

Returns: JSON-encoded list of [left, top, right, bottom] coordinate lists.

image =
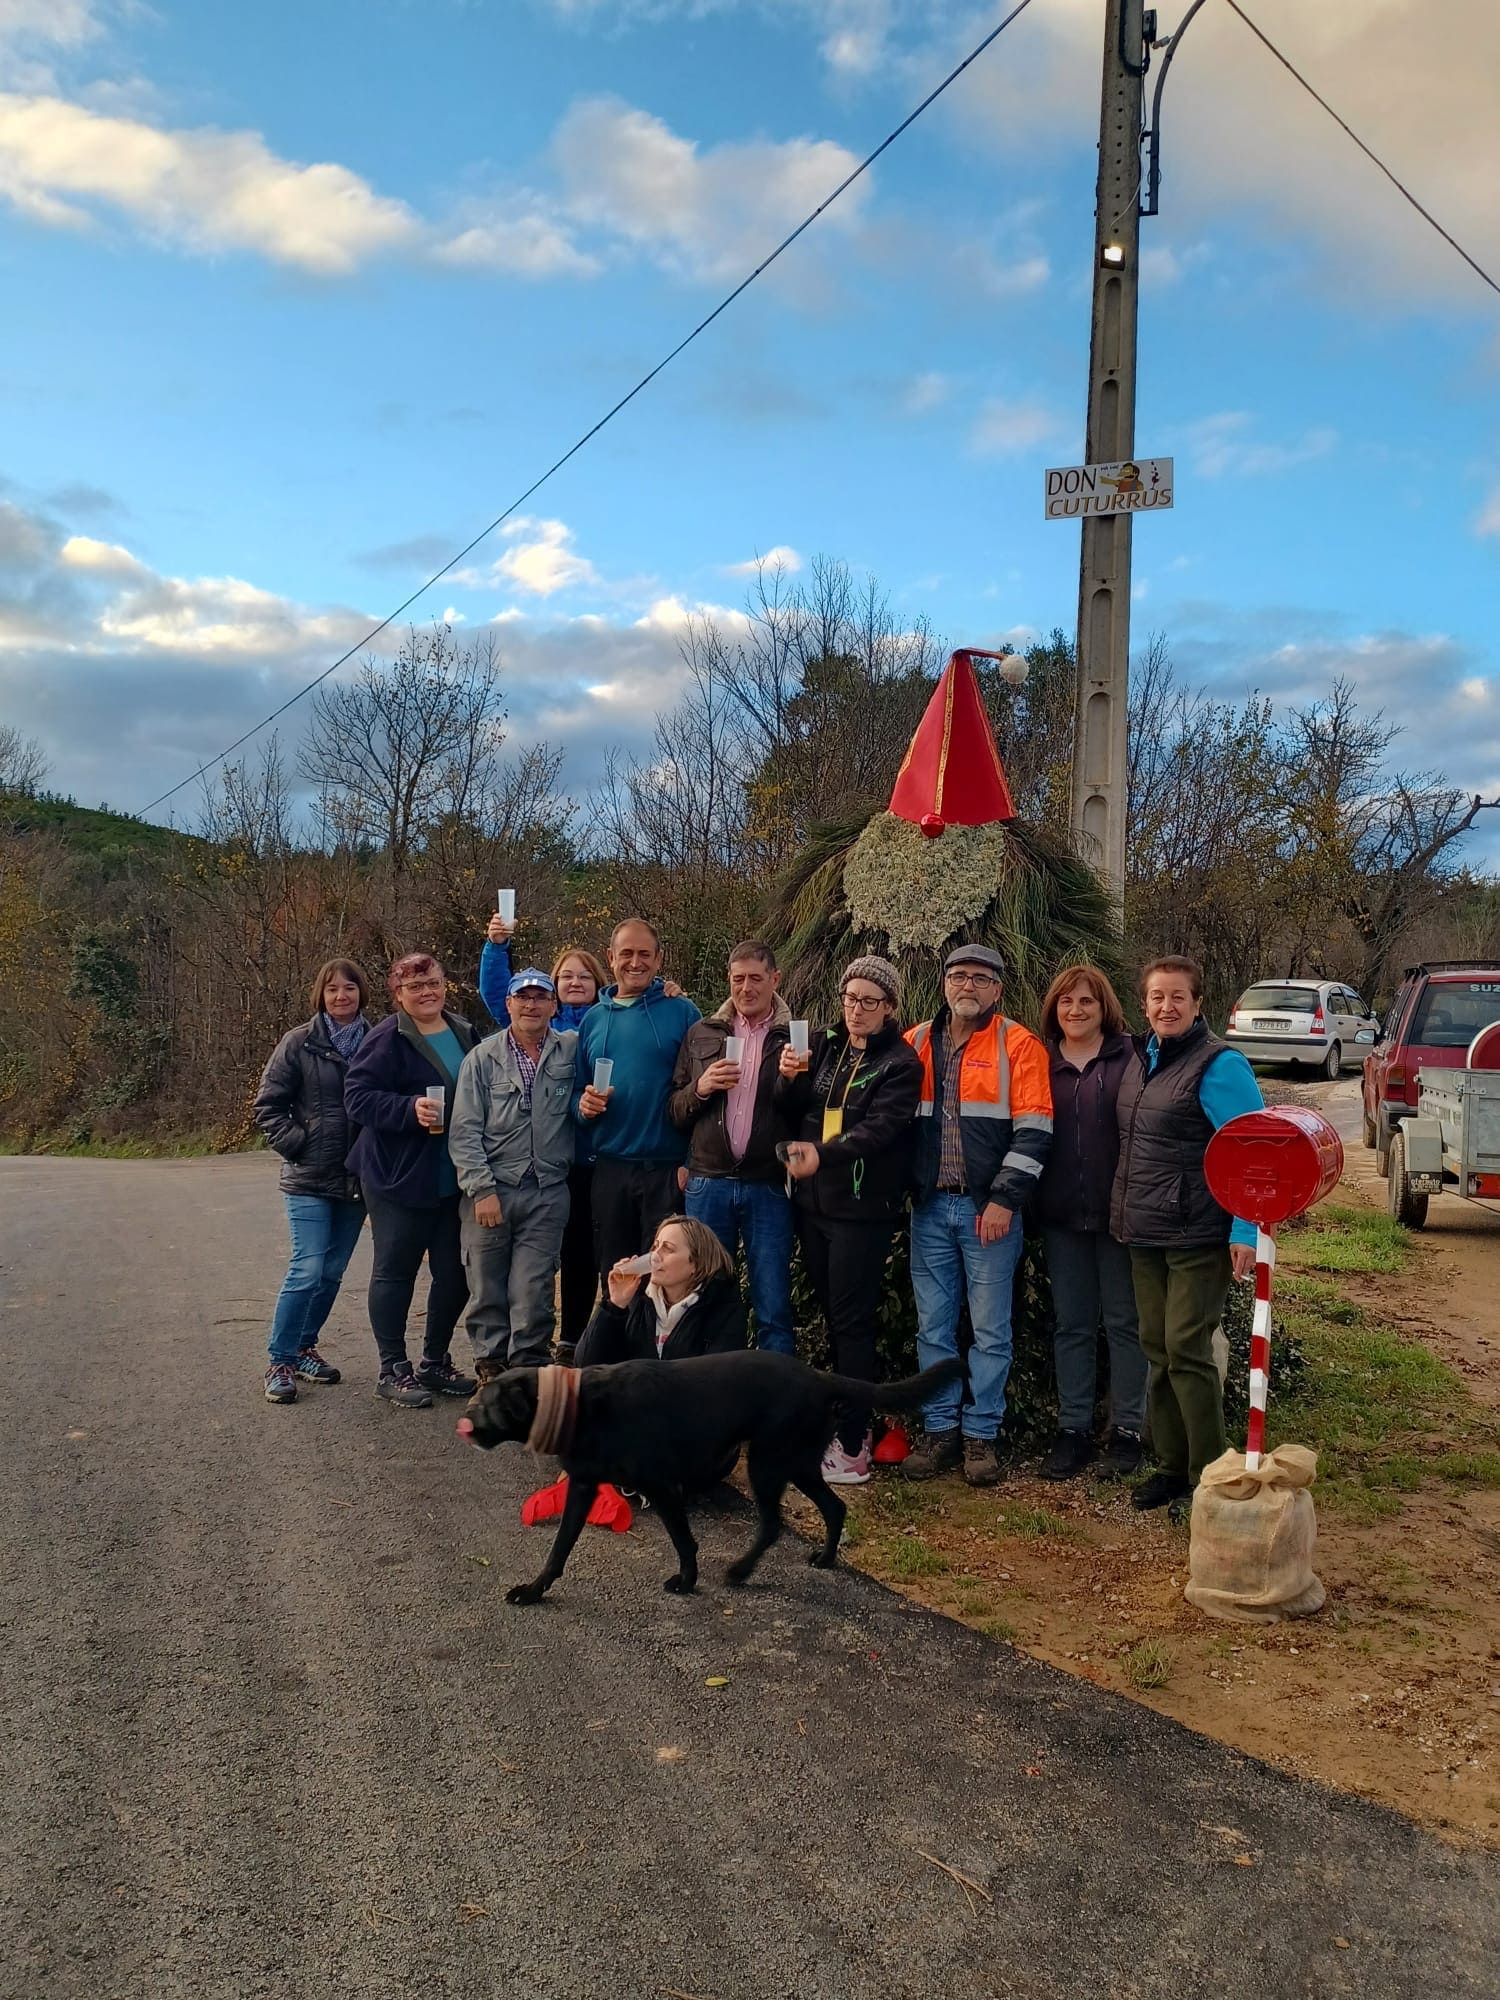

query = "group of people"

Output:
[[253, 913, 1262, 1511]]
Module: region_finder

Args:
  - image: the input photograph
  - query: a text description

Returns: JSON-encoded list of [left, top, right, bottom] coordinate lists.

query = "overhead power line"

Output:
[[139, 0, 1039, 818], [1225, 0, 1499, 301]]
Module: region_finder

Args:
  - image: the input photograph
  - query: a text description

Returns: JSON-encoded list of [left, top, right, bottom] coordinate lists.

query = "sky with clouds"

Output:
[[0, 0, 1497, 850]]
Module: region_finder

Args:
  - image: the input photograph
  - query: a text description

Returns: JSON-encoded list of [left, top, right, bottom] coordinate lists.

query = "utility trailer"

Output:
[[1387, 1021, 1500, 1228]]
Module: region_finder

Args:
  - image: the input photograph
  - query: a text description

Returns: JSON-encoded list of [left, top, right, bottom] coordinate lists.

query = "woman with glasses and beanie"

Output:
[[774, 955, 922, 1485], [344, 953, 480, 1408]]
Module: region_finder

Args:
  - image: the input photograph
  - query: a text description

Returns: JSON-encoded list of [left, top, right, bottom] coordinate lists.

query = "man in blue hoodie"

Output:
[[575, 917, 701, 1278]]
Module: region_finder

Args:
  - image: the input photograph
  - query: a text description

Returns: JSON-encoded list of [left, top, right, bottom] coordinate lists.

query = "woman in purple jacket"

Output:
[[1035, 965, 1146, 1481]]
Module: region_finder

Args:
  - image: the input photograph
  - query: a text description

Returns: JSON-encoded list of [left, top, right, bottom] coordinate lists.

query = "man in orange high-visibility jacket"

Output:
[[901, 945, 1053, 1487]]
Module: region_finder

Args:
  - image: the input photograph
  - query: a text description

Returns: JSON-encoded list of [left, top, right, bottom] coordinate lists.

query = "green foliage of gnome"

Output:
[[759, 649, 1123, 1440]]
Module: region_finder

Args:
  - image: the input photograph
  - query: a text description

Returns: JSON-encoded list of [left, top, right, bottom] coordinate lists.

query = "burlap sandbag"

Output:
[[1184, 1444, 1325, 1623]]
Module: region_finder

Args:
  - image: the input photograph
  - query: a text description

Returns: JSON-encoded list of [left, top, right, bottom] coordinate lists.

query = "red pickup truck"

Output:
[[1362, 960, 1500, 1168]]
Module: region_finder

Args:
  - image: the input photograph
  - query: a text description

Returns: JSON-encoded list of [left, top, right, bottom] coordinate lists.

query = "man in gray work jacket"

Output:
[[449, 968, 577, 1386]]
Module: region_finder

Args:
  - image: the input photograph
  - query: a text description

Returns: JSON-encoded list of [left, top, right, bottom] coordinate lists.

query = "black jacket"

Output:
[[344, 1009, 479, 1208], [575, 1269, 747, 1366], [772, 1020, 922, 1223], [254, 1016, 363, 1201], [1110, 1020, 1233, 1247], [667, 996, 793, 1182], [1037, 1031, 1134, 1234]]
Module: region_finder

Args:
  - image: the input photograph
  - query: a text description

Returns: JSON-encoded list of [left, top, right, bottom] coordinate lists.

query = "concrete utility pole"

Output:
[[1070, 0, 1148, 911]]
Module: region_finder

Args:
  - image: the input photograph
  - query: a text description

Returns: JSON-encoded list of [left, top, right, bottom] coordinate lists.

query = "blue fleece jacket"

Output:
[[477, 939, 594, 1033], [574, 980, 700, 1165], [1144, 1035, 1264, 1248]]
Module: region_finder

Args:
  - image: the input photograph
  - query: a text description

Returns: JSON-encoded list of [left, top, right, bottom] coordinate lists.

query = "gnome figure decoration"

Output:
[[763, 647, 1119, 1026]]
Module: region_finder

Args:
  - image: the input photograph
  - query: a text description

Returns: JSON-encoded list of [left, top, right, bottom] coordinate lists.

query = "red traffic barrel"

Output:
[[1204, 1104, 1344, 1227]]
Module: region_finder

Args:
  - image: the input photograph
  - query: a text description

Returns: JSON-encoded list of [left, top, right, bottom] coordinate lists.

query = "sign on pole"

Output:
[[1044, 456, 1173, 521]]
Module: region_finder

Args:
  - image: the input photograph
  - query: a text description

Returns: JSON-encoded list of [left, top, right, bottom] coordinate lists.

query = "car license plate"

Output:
[[1252, 1018, 1288, 1031]]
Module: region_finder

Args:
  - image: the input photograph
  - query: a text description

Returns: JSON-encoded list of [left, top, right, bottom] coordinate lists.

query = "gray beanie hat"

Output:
[[840, 954, 901, 1006]]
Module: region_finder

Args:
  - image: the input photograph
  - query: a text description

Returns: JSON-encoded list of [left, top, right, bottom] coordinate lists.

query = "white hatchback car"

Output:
[[1224, 978, 1380, 1080]]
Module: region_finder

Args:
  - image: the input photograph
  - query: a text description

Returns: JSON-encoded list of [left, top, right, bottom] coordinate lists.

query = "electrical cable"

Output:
[[1224, 0, 1499, 300], [139, 0, 1040, 817]]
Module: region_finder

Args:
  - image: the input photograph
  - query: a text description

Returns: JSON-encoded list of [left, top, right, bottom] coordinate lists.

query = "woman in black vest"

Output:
[[1110, 956, 1262, 1511]]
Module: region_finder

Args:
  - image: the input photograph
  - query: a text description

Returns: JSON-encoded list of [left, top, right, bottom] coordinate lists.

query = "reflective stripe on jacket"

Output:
[[905, 1010, 1054, 1211]]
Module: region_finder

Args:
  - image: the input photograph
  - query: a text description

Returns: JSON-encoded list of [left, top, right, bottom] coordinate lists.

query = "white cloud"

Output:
[[724, 545, 802, 577], [968, 397, 1060, 457], [433, 204, 599, 278], [902, 371, 951, 416], [58, 533, 147, 579], [1477, 487, 1500, 539], [551, 94, 869, 285], [1186, 412, 1338, 480], [488, 518, 599, 598]]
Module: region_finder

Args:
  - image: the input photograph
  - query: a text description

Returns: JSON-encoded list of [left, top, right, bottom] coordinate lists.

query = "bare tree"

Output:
[[0, 724, 48, 796]]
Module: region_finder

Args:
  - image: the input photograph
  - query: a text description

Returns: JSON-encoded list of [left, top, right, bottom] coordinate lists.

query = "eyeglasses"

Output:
[[946, 971, 998, 989], [842, 992, 888, 1011], [401, 977, 445, 994]]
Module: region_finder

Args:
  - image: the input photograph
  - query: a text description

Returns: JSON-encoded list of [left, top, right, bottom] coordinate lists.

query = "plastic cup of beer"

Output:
[[790, 1020, 810, 1070], [622, 1253, 654, 1276], [425, 1084, 445, 1133], [724, 1035, 744, 1066], [592, 1058, 614, 1093], [497, 888, 516, 925]]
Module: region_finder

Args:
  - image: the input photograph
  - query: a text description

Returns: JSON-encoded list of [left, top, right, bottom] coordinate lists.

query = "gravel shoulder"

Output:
[[2, 1154, 1496, 1999]]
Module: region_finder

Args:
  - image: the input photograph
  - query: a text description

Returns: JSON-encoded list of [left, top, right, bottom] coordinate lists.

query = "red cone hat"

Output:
[[889, 650, 1016, 831]]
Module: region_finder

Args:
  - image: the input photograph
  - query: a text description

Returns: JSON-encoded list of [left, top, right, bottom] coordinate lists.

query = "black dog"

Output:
[[457, 1350, 963, 1604]]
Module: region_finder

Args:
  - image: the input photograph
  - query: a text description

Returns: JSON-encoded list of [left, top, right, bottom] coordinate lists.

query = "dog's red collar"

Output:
[[527, 1365, 581, 1457]]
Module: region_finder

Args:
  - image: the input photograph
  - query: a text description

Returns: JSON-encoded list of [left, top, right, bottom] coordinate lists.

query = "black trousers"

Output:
[[362, 1188, 468, 1372], [558, 1161, 599, 1348], [590, 1156, 683, 1279], [796, 1210, 897, 1453]]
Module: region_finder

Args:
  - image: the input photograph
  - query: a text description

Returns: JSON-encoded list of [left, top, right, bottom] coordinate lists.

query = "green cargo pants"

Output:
[[1128, 1244, 1233, 1484]]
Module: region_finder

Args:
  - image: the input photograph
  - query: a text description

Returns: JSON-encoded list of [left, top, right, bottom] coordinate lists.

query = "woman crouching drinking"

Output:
[[576, 1215, 747, 1366]]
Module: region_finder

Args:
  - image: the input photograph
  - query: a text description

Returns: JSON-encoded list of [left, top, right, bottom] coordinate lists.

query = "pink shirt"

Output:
[[724, 1010, 772, 1162]]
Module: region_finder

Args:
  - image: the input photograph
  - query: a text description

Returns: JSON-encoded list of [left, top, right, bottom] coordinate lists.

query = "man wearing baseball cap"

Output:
[[901, 945, 1053, 1485], [449, 969, 579, 1388]]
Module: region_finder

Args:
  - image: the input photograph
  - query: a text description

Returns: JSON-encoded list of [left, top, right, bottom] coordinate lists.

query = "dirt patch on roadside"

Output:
[[817, 1159, 1500, 1849]]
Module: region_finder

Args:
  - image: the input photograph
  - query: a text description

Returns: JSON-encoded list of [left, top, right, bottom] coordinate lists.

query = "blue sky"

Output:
[[0, 0, 1496, 847]]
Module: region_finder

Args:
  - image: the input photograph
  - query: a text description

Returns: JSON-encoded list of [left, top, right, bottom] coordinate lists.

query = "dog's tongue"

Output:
[[455, 1417, 475, 1441]]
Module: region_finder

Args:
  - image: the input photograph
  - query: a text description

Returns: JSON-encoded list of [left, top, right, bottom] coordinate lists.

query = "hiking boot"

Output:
[[1039, 1429, 1095, 1482], [264, 1363, 298, 1404], [1097, 1428, 1143, 1479], [294, 1347, 341, 1385], [414, 1355, 478, 1398], [552, 1341, 577, 1368], [821, 1437, 872, 1486], [900, 1429, 961, 1481], [376, 1364, 433, 1409], [1131, 1469, 1190, 1511], [962, 1437, 1004, 1487]]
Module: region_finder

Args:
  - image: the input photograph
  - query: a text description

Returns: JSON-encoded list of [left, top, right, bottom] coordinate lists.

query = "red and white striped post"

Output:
[[1204, 1107, 1343, 1469], [1244, 1224, 1277, 1472]]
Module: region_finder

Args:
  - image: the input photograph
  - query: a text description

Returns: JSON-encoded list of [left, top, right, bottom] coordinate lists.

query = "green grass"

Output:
[[1281, 1206, 1410, 1276], [976, 1615, 1018, 1643], [993, 1502, 1083, 1542], [1123, 1639, 1173, 1690], [0, 1130, 224, 1159], [1427, 1449, 1500, 1487], [880, 1536, 952, 1579]]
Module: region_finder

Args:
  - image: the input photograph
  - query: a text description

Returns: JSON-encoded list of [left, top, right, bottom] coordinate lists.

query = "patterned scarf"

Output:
[[527, 1365, 582, 1456], [322, 1011, 367, 1060]]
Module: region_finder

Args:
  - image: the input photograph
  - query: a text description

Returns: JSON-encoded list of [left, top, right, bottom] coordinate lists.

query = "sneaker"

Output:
[[552, 1341, 576, 1368], [1097, 1428, 1143, 1479], [264, 1363, 298, 1404], [414, 1355, 478, 1399], [294, 1347, 341, 1384], [900, 1429, 961, 1481], [376, 1364, 433, 1409], [962, 1437, 1004, 1487], [821, 1438, 872, 1486], [1039, 1429, 1095, 1482], [1131, 1469, 1190, 1511]]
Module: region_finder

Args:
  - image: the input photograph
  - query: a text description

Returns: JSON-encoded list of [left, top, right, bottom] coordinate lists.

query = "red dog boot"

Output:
[[873, 1423, 910, 1465], [520, 1475, 569, 1525], [588, 1484, 633, 1533]]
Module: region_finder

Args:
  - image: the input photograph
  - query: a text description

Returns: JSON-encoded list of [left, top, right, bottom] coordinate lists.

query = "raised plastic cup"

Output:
[[424, 1084, 445, 1132], [592, 1058, 614, 1093], [790, 1020, 810, 1055], [622, 1253, 654, 1276], [724, 1036, 744, 1065], [497, 888, 516, 924]]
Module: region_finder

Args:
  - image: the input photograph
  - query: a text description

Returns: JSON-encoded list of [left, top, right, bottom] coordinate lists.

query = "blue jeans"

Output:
[[910, 1194, 1024, 1439], [267, 1195, 365, 1364], [685, 1174, 796, 1355]]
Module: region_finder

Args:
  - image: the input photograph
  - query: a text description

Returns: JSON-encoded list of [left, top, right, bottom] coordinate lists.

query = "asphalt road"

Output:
[[2, 1155, 1495, 2000]]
